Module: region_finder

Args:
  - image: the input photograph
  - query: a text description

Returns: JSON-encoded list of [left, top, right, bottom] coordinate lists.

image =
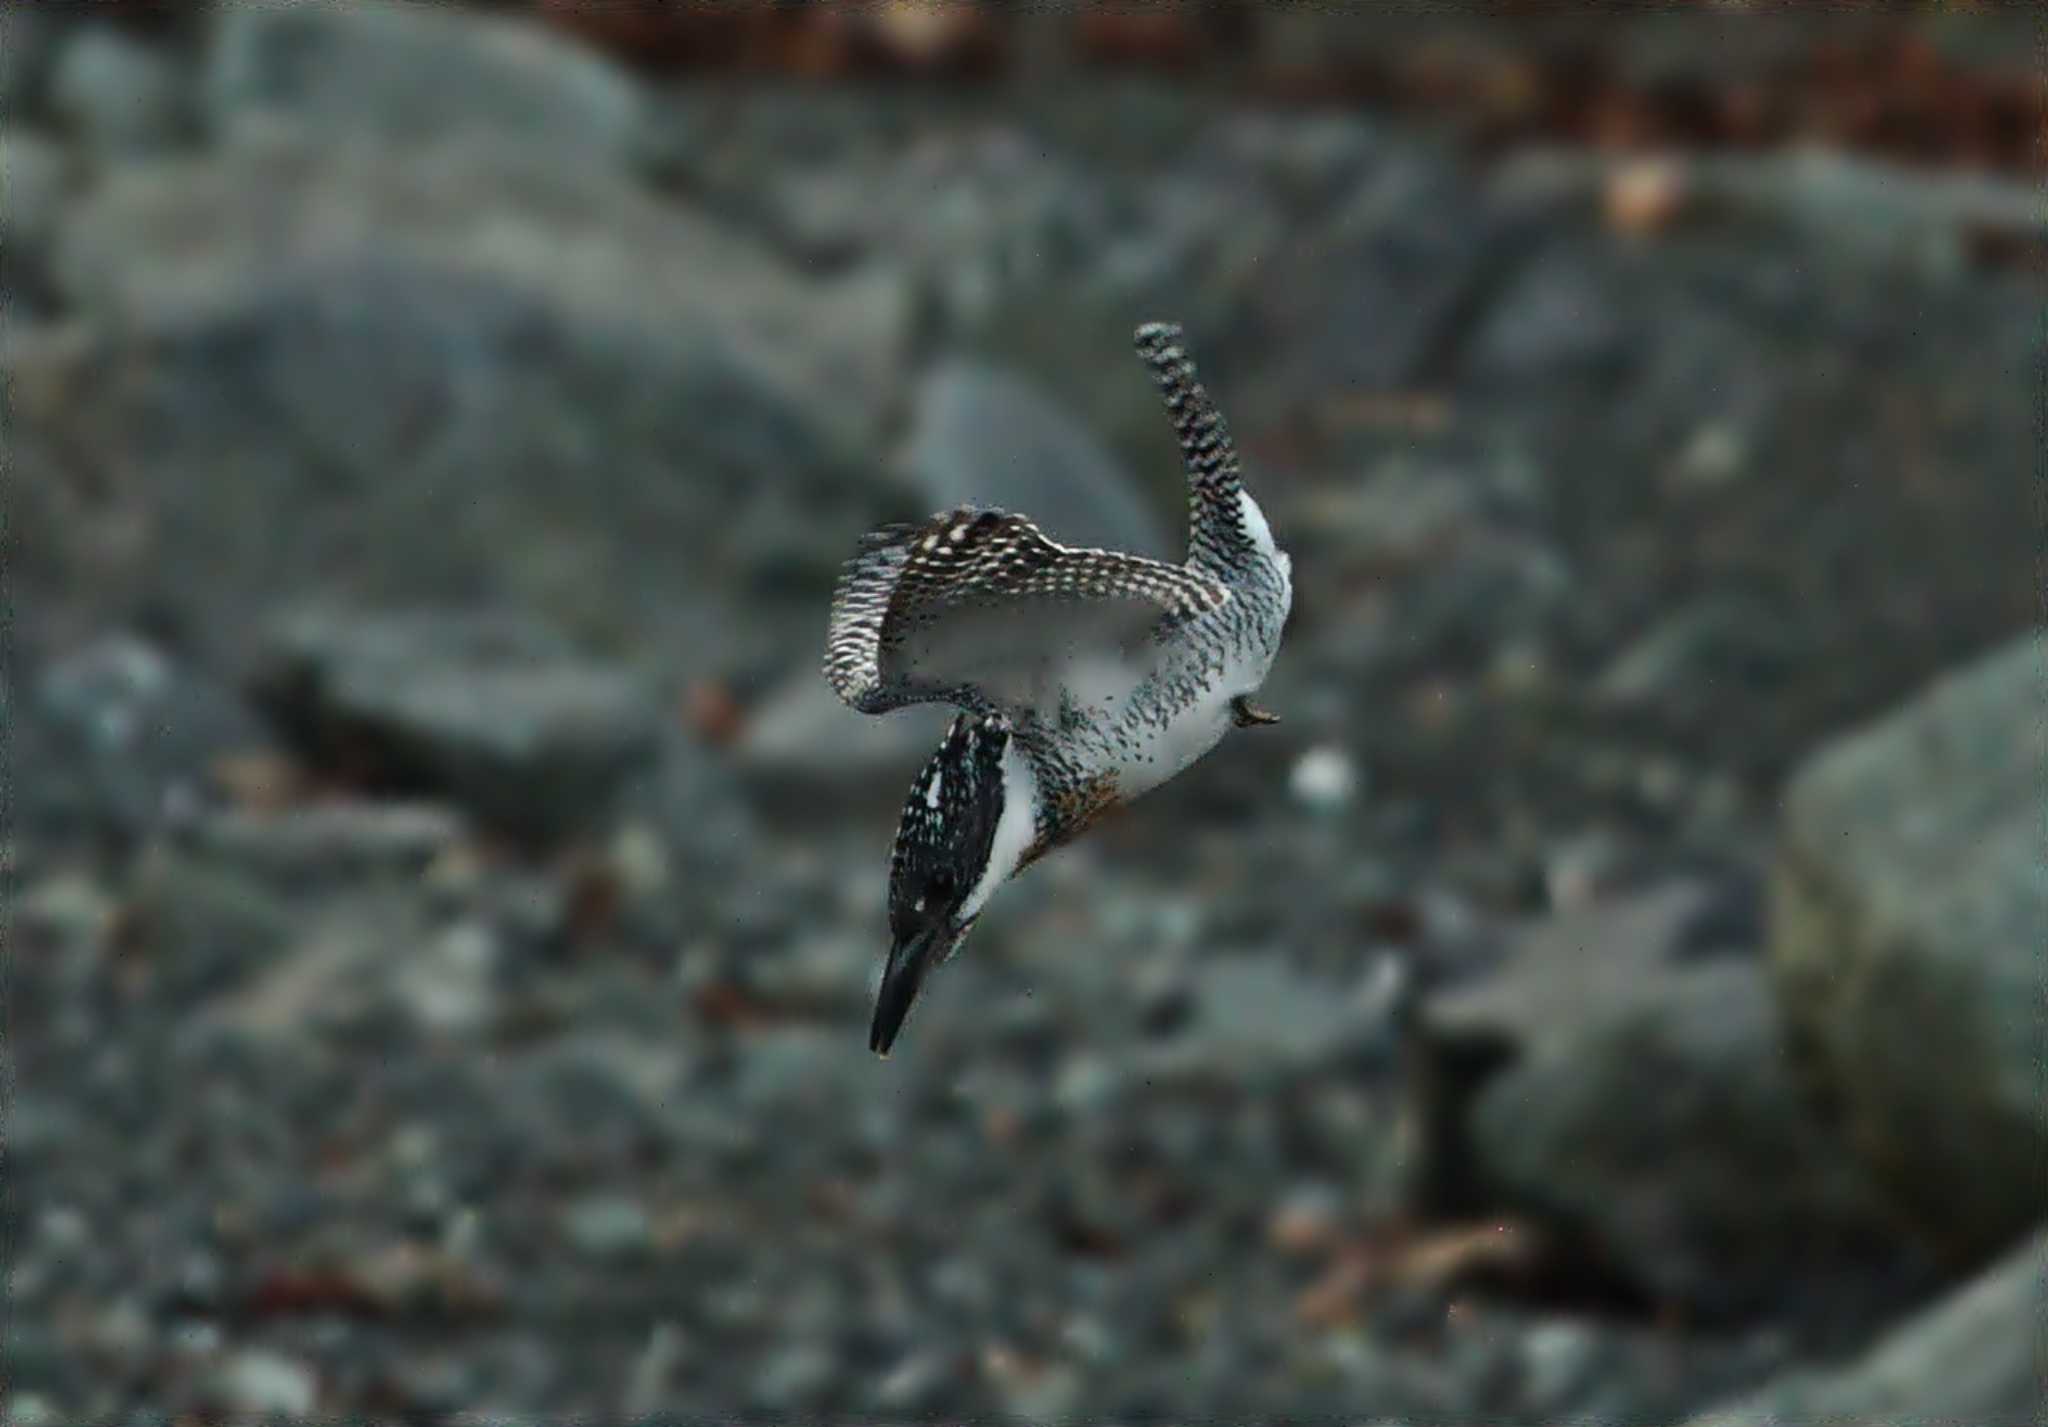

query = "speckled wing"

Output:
[[825, 506, 1229, 720], [1134, 322, 1265, 577]]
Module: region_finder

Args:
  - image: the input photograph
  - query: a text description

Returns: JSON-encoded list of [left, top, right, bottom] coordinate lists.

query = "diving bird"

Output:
[[824, 323, 1292, 1055]]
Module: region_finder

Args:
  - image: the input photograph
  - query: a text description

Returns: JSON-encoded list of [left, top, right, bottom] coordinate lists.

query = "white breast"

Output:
[[1130, 683, 1235, 795], [961, 744, 1038, 922], [1067, 486, 1291, 804]]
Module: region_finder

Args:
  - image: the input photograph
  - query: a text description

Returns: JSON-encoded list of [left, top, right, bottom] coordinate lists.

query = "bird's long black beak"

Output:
[[870, 925, 943, 1057]]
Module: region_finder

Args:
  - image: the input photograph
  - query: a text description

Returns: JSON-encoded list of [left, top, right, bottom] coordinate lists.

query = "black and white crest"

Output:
[[823, 505, 1229, 725]]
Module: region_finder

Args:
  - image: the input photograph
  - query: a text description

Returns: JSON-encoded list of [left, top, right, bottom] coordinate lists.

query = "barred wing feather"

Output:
[[824, 507, 1228, 723]]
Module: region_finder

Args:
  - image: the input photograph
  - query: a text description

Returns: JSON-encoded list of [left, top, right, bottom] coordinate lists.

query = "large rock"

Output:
[[253, 608, 659, 844], [14, 127, 909, 677], [1463, 240, 1632, 383], [47, 24, 194, 154], [1410, 882, 1919, 1321], [0, 6, 57, 119], [1772, 632, 2048, 1263], [51, 124, 906, 452], [1680, 1227, 2047, 1427], [902, 358, 1173, 559], [734, 675, 952, 808], [1234, 146, 1512, 396], [0, 128, 68, 318], [752, 125, 1131, 333], [205, 0, 644, 166]]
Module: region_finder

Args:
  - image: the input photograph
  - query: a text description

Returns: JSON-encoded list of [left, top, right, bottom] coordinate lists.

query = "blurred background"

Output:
[[6, 1, 2043, 1422]]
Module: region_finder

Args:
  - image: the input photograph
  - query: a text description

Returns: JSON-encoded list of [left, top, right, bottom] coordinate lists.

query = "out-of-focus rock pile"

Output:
[[7, 3, 2041, 1423]]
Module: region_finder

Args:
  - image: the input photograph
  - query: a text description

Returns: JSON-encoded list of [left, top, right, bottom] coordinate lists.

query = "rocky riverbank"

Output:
[[6, 3, 2041, 1423]]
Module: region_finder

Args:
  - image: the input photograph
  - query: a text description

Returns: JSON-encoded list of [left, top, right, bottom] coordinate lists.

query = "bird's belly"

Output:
[[1103, 639, 1273, 801], [1118, 691, 1233, 798]]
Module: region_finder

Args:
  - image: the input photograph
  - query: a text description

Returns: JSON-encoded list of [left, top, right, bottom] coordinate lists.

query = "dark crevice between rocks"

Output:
[[1402, 1029, 1688, 1323], [1403, 1028, 1512, 1222]]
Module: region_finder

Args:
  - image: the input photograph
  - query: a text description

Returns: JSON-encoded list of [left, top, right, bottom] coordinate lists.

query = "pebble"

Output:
[[623, 1322, 688, 1418], [1544, 828, 1630, 912], [396, 920, 502, 1034], [195, 801, 463, 878], [1053, 1054, 1120, 1115], [1268, 1181, 1346, 1254], [983, 1345, 1083, 1422], [1487, 638, 1553, 697], [5, 1395, 58, 1427], [1290, 745, 1362, 811], [89, 1299, 156, 1365], [560, 1194, 652, 1261], [1676, 421, 1750, 489], [170, 1319, 223, 1357], [875, 1348, 950, 1409], [1520, 1319, 1602, 1411], [48, 24, 191, 153], [1605, 156, 1690, 237], [754, 1341, 837, 1409], [214, 1348, 319, 1418], [37, 1204, 91, 1253], [607, 820, 671, 900]]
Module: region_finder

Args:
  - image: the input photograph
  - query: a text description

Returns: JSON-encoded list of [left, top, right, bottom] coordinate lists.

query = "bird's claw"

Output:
[[1231, 696, 1281, 728]]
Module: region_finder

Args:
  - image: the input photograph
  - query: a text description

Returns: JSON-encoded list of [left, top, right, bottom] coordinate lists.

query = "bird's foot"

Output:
[[1231, 695, 1281, 728]]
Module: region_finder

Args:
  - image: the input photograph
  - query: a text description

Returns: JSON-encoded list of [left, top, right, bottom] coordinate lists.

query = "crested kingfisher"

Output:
[[824, 323, 1292, 1054]]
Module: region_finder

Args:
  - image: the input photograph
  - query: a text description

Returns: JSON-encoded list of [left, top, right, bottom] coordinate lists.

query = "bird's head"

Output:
[[872, 711, 1032, 1055]]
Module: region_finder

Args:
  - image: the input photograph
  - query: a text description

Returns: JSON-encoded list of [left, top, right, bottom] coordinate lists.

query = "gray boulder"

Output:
[[1238, 147, 1511, 395], [1595, 594, 1800, 709], [0, 127, 66, 251], [1410, 882, 1917, 1319], [254, 609, 659, 844], [0, 6, 57, 119], [52, 123, 907, 452], [1681, 1227, 2047, 1427], [1464, 241, 1632, 383], [17, 128, 908, 678], [1141, 953, 1404, 1087], [205, 0, 643, 166], [758, 125, 1130, 331], [1772, 631, 2048, 1262], [734, 674, 952, 809], [902, 358, 1173, 559], [0, 127, 68, 317], [190, 800, 464, 886], [47, 24, 194, 153]]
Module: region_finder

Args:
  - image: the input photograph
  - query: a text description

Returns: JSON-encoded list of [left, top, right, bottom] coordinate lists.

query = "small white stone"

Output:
[[216, 1347, 318, 1418], [1053, 1054, 1117, 1113], [608, 820, 670, 899], [876, 1348, 946, 1408], [1676, 421, 1748, 489], [6, 1394, 58, 1427], [396, 921, 500, 1033], [1289, 745, 1360, 810]]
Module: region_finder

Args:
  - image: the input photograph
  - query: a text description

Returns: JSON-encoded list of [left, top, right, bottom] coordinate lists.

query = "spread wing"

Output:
[[824, 506, 1229, 722]]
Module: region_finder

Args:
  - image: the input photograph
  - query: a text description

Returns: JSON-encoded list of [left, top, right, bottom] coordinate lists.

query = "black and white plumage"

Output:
[[826, 322, 1293, 1054]]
